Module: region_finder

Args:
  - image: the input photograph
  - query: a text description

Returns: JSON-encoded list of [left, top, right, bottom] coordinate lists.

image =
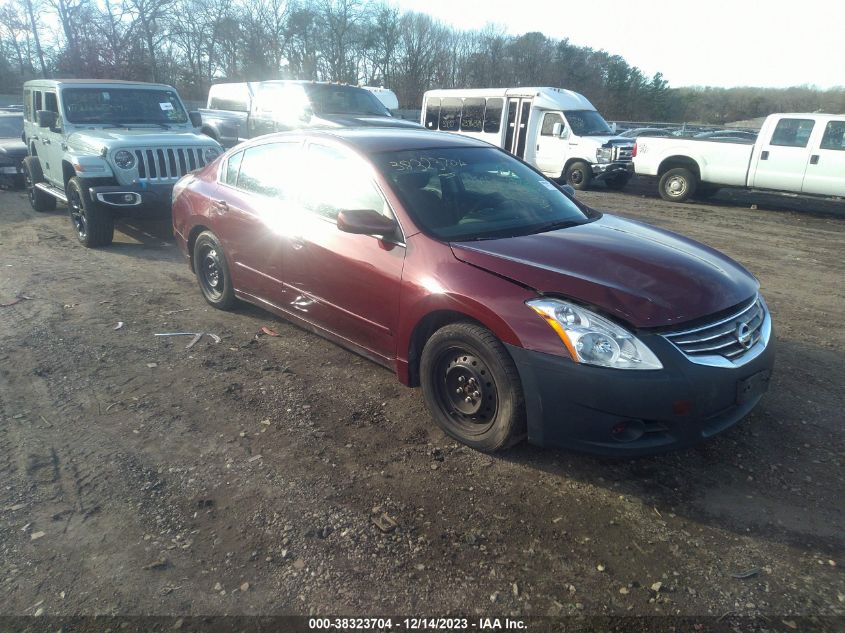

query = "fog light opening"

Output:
[[611, 419, 645, 443]]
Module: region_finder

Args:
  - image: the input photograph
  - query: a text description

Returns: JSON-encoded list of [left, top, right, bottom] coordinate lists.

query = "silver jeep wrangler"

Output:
[[22, 79, 223, 247]]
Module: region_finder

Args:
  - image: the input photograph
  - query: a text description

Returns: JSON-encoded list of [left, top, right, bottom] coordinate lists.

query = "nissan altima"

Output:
[[172, 128, 774, 456]]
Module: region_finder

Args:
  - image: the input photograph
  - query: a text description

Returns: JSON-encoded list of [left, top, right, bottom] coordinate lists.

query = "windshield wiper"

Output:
[[528, 219, 580, 234]]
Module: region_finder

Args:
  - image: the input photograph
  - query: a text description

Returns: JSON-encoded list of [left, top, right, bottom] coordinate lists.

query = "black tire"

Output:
[[658, 167, 697, 202], [193, 230, 236, 310], [420, 322, 525, 452], [604, 173, 631, 191], [66, 177, 114, 247], [696, 184, 720, 199], [563, 160, 592, 191], [22, 156, 56, 212]]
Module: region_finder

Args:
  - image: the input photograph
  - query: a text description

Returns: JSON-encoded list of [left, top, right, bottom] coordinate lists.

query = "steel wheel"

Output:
[[67, 182, 88, 240], [24, 168, 35, 206], [433, 347, 499, 436], [199, 246, 225, 301], [665, 175, 688, 198]]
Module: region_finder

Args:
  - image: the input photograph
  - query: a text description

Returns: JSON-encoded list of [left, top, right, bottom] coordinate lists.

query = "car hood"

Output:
[[576, 135, 634, 147], [450, 214, 758, 328], [314, 114, 422, 129], [67, 128, 220, 152]]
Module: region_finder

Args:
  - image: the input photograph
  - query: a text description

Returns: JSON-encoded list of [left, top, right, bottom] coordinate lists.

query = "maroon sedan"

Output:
[[172, 128, 774, 455]]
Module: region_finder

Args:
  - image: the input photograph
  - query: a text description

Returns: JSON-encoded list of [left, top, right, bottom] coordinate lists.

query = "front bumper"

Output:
[[591, 161, 633, 180], [86, 182, 174, 217], [506, 328, 775, 457]]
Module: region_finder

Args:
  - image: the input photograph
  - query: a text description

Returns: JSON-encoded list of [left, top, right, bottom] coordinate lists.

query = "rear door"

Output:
[[280, 142, 406, 361], [749, 117, 815, 192], [800, 119, 845, 196]]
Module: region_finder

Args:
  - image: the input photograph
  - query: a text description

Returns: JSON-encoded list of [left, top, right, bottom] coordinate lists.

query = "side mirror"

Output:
[[189, 111, 202, 127], [553, 122, 569, 139], [337, 209, 396, 237], [36, 110, 57, 129]]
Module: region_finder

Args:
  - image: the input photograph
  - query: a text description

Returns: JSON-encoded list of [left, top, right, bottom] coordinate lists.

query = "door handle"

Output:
[[211, 199, 228, 213], [810, 154, 820, 165], [760, 150, 769, 160]]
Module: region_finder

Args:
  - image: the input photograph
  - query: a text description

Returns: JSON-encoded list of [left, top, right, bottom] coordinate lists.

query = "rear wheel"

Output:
[[66, 177, 114, 247], [23, 157, 56, 212], [564, 161, 592, 191], [658, 167, 697, 202], [420, 323, 525, 452], [193, 231, 236, 310]]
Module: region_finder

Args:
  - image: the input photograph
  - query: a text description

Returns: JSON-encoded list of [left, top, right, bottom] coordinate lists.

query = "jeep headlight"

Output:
[[595, 147, 613, 164], [527, 299, 662, 370], [113, 150, 136, 170], [203, 147, 221, 163]]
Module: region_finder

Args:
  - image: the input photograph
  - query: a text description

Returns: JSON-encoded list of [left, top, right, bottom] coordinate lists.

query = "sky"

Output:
[[390, 0, 844, 90]]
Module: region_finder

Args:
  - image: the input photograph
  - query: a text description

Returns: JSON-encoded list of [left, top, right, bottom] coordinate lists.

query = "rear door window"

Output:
[[819, 121, 845, 150], [222, 151, 244, 186], [236, 142, 300, 197], [769, 118, 815, 148]]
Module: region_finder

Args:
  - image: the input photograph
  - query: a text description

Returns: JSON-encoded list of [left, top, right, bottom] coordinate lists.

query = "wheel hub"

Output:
[[68, 188, 87, 238], [444, 355, 488, 417], [203, 250, 222, 289], [668, 177, 686, 195]]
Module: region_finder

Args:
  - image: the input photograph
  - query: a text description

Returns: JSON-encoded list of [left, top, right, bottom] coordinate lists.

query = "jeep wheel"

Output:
[[66, 177, 114, 247], [23, 157, 56, 212]]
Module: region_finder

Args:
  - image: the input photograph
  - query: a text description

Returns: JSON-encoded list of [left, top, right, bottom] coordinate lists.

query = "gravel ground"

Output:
[[0, 178, 843, 624]]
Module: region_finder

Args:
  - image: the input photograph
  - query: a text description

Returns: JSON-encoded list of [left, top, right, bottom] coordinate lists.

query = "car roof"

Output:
[[24, 79, 175, 89], [254, 127, 491, 154]]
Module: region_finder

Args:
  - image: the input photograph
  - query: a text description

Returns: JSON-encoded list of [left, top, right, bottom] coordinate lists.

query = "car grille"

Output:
[[130, 147, 209, 182], [613, 145, 634, 162], [663, 296, 767, 361]]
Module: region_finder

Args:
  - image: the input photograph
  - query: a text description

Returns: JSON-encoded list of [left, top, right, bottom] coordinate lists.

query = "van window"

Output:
[[541, 112, 564, 136], [439, 98, 461, 131], [34, 91, 43, 114], [819, 121, 845, 151], [461, 98, 484, 132], [424, 98, 440, 129], [770, 118, 815, 148], [483, 98, 502, 133]]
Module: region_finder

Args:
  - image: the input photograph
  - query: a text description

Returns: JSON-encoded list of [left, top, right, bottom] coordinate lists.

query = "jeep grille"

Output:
[[130, 147, 209, 181]]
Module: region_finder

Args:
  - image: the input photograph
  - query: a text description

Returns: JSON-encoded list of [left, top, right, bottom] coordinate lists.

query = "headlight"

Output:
[[527, 298, 662, 370], [113, 150, 136, 170], [595, 147, 613, 164], [203, 147, 221, 163]]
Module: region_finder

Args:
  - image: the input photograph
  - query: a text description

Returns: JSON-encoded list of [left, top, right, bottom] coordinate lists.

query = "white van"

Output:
[[421, 87, 634, 190]]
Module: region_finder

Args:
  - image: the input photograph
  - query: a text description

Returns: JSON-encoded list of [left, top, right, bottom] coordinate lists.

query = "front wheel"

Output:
[[564, 161, 592, 191], [420, 323, 525, 452], [604, 173, 631, 191], [658, 167, 697, 202], [193, 231, 236, 310], [66, 177, 114, 247]]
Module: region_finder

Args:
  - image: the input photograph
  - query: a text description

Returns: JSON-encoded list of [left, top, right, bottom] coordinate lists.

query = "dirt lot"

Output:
[[0, 178, 843, 623]]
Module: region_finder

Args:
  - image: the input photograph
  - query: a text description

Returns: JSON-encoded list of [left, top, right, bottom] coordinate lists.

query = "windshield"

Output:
[[61, 88, 189, 125], [564, 110, 613, 136], [303, 84, 390, 117], [375, 147, 591, 241], [0, 115, 22, 137]]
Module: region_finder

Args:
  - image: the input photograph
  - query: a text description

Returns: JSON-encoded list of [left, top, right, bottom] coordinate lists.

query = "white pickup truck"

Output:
[[633, 113, 845, 202]]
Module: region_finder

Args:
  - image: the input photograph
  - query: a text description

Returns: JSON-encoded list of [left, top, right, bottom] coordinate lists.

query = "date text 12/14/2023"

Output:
[[308, 617, 528, 630]]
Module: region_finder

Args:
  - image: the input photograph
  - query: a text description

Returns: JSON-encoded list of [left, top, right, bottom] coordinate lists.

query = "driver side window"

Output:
[[541, 112, 563, 136]]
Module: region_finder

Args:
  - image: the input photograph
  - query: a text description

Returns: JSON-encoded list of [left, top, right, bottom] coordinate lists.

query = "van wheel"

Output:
[[564, 161, 592, 190], [420, 323, 525, 453], [23, 157, 56, 212], [605, 174, 631, 191], [659, 168, 697, 202], [66, 177, 114, 247], [194, 231, 236, 310]]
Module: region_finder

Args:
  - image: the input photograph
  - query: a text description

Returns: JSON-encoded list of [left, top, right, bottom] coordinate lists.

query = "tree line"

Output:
[[1, 0, 843, 124]]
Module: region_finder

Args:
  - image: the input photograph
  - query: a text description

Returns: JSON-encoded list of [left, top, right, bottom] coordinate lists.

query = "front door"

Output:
[[39, 90, 65, 187], [503, 98, 532, 159], [535, 111, 567, 176], [280, 142, 405, 361], [801, 119, 845, 196], [750, 116, 815, 192]]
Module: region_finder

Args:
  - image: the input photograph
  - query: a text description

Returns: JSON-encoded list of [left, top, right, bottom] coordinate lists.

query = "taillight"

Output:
[[632, 141, 638, 158]]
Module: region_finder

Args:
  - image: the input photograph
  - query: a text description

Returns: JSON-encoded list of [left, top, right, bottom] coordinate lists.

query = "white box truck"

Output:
[[421, 87, 634, 191]]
